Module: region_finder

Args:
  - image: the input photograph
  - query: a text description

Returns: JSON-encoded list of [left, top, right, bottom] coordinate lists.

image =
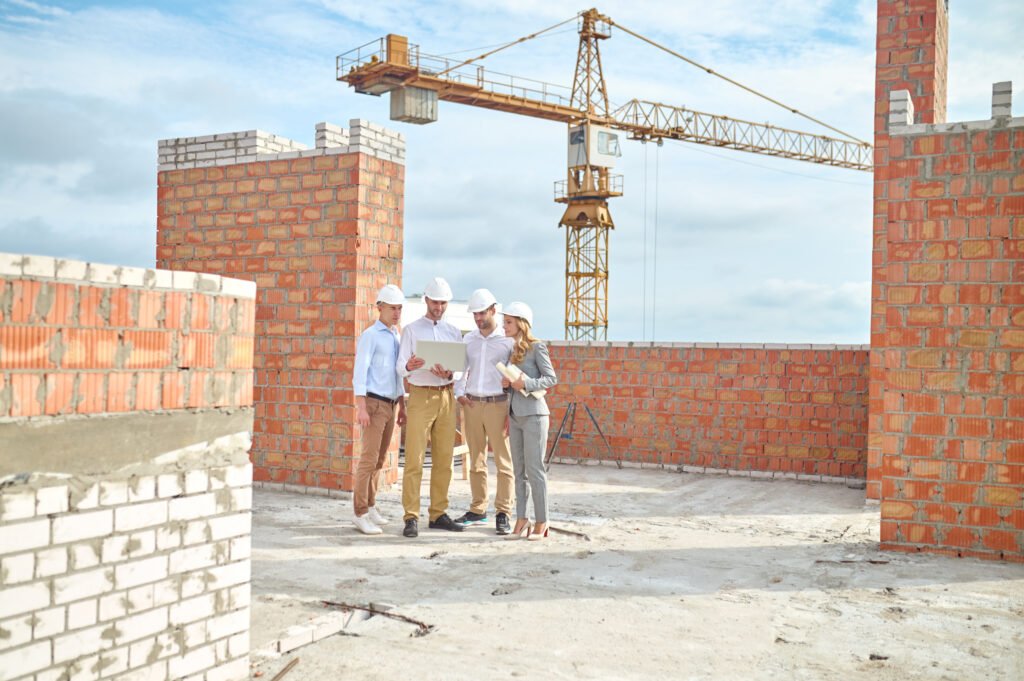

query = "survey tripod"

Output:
[[544, 401, 621, 471]]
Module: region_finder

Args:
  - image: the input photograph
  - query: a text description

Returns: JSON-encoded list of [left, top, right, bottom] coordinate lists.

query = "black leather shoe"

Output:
[[495, 512, 511, 536], [403, 518, 418, 538], [453, 511, 487, 525], [428, 513, 465, 532]]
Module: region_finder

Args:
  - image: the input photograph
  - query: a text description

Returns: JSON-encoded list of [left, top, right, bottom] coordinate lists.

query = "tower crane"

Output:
[[337, 8, 872, 341]]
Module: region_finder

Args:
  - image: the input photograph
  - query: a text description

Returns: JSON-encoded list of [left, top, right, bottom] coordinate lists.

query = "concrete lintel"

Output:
[[0, 409, 254, 479]]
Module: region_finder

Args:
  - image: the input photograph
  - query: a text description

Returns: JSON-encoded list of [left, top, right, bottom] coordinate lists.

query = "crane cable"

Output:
[[432, 14, 580, 79], [652, 142, 660, 342], [435, 28, 578, 58], [607, 19, 870, 146], [642, 142, 648, 341]]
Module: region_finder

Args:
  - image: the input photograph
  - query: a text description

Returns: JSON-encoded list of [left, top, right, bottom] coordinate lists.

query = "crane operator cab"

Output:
[[568, 123, 621, 168]]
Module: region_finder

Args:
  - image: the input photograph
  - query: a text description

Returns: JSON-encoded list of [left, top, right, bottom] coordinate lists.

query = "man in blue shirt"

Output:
[[352, 284, 407, 535]]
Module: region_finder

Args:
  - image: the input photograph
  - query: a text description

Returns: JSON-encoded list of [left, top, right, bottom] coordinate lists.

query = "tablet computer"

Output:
[[415, 340, 467, 372]]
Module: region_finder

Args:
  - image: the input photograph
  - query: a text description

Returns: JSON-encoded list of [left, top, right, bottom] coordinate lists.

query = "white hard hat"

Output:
[[376, 284, 405, 305], [466, 288, 497, 313], [503, 301, 533, 326], [423, 277, 453, 302]]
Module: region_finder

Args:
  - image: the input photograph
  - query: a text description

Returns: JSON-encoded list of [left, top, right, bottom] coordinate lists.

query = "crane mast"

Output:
[[336, 9, 872, 341], [560, 9, 617, 340]]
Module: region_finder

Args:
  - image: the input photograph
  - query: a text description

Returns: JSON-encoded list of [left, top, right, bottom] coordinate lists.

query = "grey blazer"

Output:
[[508, 341, 558, 416]]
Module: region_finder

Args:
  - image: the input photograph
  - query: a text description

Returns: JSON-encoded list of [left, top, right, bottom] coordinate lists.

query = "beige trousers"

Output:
[[353, 397, 397, 517], [402, 386, 456, 521], [462, 399, 513, 515]]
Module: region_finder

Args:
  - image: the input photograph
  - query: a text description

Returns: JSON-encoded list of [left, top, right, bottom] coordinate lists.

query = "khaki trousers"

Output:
[[353, 397, 397, 517], [462, 399, 513, 515], [402, 386, 456, 521]]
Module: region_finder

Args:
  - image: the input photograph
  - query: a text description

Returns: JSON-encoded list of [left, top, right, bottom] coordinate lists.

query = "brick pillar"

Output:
[[879, 83, 1024, 561], [869, 0, 949, 498], [156, 120, 405, 491]]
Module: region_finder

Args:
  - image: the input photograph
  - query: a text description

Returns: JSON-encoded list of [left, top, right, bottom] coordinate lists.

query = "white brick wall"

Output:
[[0, 255, 256, 300], [158, 119, 406, 171], [0, 641, 51, 679], [889, 82, 1024, 137], [0, 445, 252, 681]]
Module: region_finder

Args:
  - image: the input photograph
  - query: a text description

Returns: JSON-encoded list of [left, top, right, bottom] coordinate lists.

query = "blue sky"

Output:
[[1, 0, 1021, 342]]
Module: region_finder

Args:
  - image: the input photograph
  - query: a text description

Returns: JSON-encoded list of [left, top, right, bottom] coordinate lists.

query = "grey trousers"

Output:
[[508, 412, 549, 523]]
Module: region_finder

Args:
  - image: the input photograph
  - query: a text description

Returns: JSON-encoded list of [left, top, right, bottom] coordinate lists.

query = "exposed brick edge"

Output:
[[253, 482, 351, 499], [880, 542, 1024, 564], [549, 456, 866, 487], [891, 116, 1024, 135], [550, 341, 870, 350], [0, 251, 256, 299]]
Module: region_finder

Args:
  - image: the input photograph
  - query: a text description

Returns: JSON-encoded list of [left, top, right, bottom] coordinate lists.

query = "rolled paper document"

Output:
[[496, 362, 546, 399]]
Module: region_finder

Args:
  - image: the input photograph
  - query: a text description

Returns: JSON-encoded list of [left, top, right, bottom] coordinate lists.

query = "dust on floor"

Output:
[[250, 464, 1024, 681]]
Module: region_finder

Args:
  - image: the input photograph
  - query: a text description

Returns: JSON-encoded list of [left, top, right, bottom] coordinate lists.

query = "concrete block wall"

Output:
[[158, 119, 405, 171], [869, 0, 950, 499], [157, 120, 404, 492], [878, 85, 1024, 562], [0, 253, 256, 679], [546, 343, 869, 480]]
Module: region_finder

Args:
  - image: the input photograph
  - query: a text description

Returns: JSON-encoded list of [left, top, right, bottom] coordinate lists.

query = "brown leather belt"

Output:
[[410, 384, 453, 392], [467, 393, 508, 403]]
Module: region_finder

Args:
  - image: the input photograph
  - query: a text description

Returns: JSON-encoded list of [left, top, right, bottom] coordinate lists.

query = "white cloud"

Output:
[[8, 0, 68, 17]]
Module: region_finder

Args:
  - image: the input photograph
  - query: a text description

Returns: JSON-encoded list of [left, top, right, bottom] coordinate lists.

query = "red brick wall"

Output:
[[546, 343, 869, 479], [157, 151, 403, 491], [0, 255, 254, 418], [879, 122, 1024, 562], [869, 0, 950, 499]]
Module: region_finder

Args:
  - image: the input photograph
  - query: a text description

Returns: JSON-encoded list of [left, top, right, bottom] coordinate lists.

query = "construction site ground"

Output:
[[250, 463, 1024, 680]]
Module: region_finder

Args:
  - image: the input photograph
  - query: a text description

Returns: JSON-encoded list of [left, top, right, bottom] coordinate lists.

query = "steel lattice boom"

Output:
[[612, 100, 871, 170]]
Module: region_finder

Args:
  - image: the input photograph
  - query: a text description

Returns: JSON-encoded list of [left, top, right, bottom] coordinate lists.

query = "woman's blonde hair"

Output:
[[509, 317, 539, 364]]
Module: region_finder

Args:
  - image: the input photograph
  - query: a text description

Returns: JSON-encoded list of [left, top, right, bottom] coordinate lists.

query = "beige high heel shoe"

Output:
[[527, 524, 549, 541], [505, 520, 531, 540]]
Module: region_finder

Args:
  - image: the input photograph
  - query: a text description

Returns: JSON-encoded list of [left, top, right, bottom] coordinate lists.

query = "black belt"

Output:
[[467, 393, 508, 403], [367, 392, 399, 404]]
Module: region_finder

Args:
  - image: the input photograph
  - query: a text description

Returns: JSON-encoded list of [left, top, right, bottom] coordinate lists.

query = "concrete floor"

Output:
[[249, 463, 1024, 680]]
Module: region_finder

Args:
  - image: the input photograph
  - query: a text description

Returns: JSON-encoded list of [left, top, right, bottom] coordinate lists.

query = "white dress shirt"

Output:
[[397, 316, 464, 387], [454, 327, 514, 398]]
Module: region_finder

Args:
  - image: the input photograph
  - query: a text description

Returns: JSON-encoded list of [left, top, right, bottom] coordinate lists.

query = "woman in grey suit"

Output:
[[500, 302, 558, 540]]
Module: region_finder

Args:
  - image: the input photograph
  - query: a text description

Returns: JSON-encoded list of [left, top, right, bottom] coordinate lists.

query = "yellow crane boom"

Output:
[[337, 10, 872, 340], [336, 36, 871, 169]]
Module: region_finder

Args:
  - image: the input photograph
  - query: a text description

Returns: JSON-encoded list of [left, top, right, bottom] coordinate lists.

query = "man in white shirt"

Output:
[[396, 277, 465, 538], [453, 289, 515, 535]]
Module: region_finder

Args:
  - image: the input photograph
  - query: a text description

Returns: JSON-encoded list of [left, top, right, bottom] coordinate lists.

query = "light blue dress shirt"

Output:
[[353, 320, 402, 400]]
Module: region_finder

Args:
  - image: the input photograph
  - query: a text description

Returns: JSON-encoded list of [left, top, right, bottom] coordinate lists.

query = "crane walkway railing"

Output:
[[338, 39, 572, 108]]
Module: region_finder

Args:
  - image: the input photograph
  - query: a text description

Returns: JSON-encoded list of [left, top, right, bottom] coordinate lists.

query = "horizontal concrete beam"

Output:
[[0, 408, 253, 478]]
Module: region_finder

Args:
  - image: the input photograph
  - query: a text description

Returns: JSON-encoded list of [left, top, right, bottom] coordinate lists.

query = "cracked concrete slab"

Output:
[[250, 464, 1024, 680]]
